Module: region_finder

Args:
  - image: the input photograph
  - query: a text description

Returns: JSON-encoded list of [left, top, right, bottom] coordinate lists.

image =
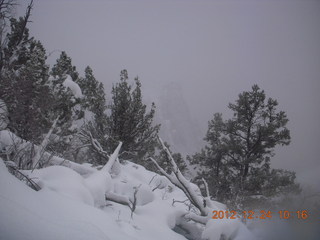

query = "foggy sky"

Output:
[[17, 0, 320, 189]]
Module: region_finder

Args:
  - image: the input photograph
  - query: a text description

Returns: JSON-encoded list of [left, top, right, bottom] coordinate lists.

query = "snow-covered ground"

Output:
[[0, 148, 252, 240], [0, 129, 319, 240]]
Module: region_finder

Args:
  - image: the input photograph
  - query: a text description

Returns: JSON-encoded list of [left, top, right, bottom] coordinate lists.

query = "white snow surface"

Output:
[[63, 75, 83, 98], [27, 165, 95, 206], [0, 154, 254, 240]]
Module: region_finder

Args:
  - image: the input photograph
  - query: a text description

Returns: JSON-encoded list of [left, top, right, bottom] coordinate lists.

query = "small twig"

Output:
[[129, 184, 141, 218], [172, 198, 189, 206], [7, 165, 41, 191], [118, 151, 137, 157], [152, 182, 162, 192], [148, 174, 157, 185]]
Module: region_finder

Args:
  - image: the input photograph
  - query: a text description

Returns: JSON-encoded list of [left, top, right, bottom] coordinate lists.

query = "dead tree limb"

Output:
[[202, 178, 210, 198], [32, 116, 59, 170], [150, 137, 209, 216], [105, 184, 141, 218], [6, 164, 41, 191]]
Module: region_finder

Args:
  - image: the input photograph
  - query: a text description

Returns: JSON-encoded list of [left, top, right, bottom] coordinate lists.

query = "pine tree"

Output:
[[47, 52, 83, 154], [9, 40, 51, 141], [106, 69, 160, 163], [49, 51, 82, 126], [78, 66, 107, 130], [0, 7, 51, 142], [188, 85, 300, 209], [50, 51, 78, 81], [77, 66, 108, 164]]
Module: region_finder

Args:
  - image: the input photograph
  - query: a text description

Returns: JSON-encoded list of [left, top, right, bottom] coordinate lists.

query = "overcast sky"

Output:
[[18, 0, 320, 189]]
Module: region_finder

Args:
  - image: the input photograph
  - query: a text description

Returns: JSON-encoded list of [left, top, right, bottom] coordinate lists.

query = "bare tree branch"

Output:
[[6, 164, 41, 191]]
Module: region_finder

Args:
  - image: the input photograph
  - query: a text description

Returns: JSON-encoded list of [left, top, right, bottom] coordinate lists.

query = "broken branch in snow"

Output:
[[152, 182, 162, 192], [148, 174, 157, 185], [78, 130, 110, 159], [150, 137, 209, 216], [105, 184, 141, 218], [106, 192, 131, 207], [184, 212, 208, 225], [32, 116, 59, 170], [172, 198, 189, 206], [6, 164, 41, 191], [79, 129, 122, 175], [102, 141, 122, 174], [202, 178, 210, 198], [48, 156, 96, 176], [129, 184, 141, 218]]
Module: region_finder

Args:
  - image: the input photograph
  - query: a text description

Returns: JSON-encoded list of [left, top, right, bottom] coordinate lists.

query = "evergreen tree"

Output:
[[77, 66, 108, 164], [188, 85, 300, 209], [9, 40, 51, 140], [106, 69, 160, 163], [49, 51, 82, 127], [47, 52, 83, 154], [78, 66, 107, 130], [0, 6, 51, 142], [50, 51, 78, 81]]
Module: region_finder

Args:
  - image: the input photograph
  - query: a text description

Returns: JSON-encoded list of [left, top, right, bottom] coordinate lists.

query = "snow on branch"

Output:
[[32, 116, 59, 170], [79, 130, 110, 158], [150, 137, 209, 216], [202, 177, 210, 198], [105, 185, 140, 218], [184, 212, 208, 225], [0, 129, 96, 175], [49, 156, 96, 176], [102, 141, 122, 174]]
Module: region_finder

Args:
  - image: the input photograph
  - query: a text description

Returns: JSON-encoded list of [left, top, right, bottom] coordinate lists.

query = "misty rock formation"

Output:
[[155, 82, 203, 156]]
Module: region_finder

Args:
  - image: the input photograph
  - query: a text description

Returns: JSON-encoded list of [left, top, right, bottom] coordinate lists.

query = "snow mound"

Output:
[[0, 158, 132, 240], [203, 218, 241, 240], [84, 170, 112, 207], [135, 185, 154, 205], [63, 75, 83, 98], [28, 165, 94, 206]]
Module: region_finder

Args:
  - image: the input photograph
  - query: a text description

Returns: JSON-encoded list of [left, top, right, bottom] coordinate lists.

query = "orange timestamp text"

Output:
[[212, 210, 309, 220]]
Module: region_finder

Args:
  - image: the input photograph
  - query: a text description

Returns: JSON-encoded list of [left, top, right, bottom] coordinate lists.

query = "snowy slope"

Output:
[[0, 160, 129, 240], [0, 127, 254, 240], [0, 157, 255, 240]]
